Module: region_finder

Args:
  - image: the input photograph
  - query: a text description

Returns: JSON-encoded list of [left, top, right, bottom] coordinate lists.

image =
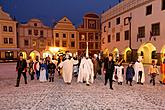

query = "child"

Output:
[[148, 60, 159, 86], [115, 60, 124, 85], [126, 62, 135, 86]]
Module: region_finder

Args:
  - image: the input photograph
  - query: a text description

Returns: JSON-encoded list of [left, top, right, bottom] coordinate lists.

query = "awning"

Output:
[[0, 48, 20, 51]]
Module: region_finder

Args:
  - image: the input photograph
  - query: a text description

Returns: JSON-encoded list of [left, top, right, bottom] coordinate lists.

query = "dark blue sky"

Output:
[[0, 0, 119, 26]]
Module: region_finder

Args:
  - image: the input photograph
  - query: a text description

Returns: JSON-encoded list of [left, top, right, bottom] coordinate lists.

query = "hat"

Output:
[[19, 53, 23, 56]]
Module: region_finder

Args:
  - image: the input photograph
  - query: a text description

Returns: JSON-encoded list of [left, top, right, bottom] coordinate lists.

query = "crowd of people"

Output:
[[15, 52, 165, 90]]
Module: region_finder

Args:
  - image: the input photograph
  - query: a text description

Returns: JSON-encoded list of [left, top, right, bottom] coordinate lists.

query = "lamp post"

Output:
[[128, 13, 132, 61]]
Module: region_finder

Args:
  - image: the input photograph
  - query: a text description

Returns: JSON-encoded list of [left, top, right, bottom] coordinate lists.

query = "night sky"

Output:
[[0, 0, 119, 27]]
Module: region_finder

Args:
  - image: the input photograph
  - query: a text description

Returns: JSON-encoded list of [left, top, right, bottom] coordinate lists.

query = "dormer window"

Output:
[[34, 23, 37, 26]]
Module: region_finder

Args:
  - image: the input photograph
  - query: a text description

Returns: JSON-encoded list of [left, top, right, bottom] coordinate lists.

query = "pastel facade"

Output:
[[77, 13, 101, 56], [101, 0, 165, 64], [0, 6, 18, 61], [53, 17, 78, 55], [17, 19, 53, 60]]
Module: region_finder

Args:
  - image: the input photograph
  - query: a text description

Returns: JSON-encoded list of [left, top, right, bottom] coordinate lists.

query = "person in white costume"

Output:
[[59, 54, 73, 84], [77, 42, 94, 86], [134, 56, 145, 85], [39, 59, 47, 82], [115, 60, 124, 85]]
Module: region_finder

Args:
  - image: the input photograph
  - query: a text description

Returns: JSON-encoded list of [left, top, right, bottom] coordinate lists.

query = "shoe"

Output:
[[15, 85, 19, 87], [86, 84, 90, 86], [141, 83, 143, 85], [130, 84, 132, 86], [150, 80, 152, 83], [110, 87, 113, 90], [159, 81, 162, 84]]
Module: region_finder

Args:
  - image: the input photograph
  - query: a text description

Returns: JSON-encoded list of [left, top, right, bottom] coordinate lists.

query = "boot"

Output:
[[15, 79, 20, 87]]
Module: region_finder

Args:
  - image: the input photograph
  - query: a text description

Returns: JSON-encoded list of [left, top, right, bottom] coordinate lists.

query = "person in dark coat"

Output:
[[15, 53, 27, 87], [126, 62, 135, 86], [48, 60, 56, 82], [104, 53, 115, 90]]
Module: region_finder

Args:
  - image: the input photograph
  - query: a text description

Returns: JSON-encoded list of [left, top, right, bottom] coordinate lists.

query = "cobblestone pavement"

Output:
[[0, 63, 165, 110]]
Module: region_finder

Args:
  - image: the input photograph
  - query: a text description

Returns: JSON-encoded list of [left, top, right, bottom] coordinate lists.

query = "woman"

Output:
[[39, 59, 47, 82], [126, 62, 135, 86]]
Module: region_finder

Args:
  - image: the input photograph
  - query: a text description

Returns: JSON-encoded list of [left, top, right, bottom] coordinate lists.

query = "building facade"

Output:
[[17, 18, 53, 60], [77, 13, 101, 56], [0, 6, 18, 62], [101, 0, 165, 64], [53, 17, 78, 55]]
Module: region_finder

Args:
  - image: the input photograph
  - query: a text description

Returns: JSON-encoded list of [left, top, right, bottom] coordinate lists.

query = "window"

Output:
[[124, 17, 129, 25], [24, 40, 29, 46], [34, 30, 38, 36], [3, 26, 7, 32], [9, 38, 13, 44], [88, 33, 94, 41], [80, 34, 86, 41], [152, 51, 157, 59], [40, 40, 45, 47], [71, 34, 74, 38], [48, 41, 51, 46], [32, 40, 37, 47], [116, 33, 120, 41], [71, 41, 75, 47], [28, 30, 32, 35], [108, 35, 111, 43], [62, 41, 67, 47], [40, 30, 44, 37], [152, 23, 160, 36], [4, 38, 8, 44], [108, 22, 111, 28], [5, 51, 14, 59], [34, 23, 37, 26], [162, 0, 165, 10], [55, 41, 60, 47], [63, 34, 66, 38], [104, 26, 106, 32], [56, 33, 59, 37], [88, 20, 96, 29], [9, 26, 13, 32], [146, 5, 152, 15], [138, 26, 145, 38], [125, 30, 129, 40], [89, 42, 94, 49], [116, 17, 120, 25], [95, 33, 99, 40], [95, 42, 99, 49], [79, 42, 86, 49]]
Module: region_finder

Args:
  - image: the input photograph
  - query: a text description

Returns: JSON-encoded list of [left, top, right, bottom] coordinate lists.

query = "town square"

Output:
[[1, 0, 165, 110]]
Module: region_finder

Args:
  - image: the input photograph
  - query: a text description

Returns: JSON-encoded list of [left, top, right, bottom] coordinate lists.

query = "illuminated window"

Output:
[[55, 41, 60, 47], [5, 51, 14, 59]]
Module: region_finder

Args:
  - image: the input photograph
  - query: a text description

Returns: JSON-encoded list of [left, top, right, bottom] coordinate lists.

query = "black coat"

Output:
[[104, 58, 115, 75], [16, 59, 27, 73], [48, 63, 56, 73]]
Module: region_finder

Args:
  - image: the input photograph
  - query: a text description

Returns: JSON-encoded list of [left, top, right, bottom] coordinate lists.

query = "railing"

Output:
[[102, 0, 153, 23]]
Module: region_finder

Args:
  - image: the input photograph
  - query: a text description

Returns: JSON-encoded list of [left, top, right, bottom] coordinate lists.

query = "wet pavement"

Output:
[[0, 63, 165, 110]]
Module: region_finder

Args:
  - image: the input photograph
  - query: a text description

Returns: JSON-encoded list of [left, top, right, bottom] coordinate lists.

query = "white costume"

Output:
[[59, 55, 73, 83], [77, 42, 94, 85], [133, 56, 145, 83], [115, 65, 124, 83]]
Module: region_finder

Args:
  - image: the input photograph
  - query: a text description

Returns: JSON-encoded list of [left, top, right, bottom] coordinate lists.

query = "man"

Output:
[[15, 53, 27, 87], [93, 54, 100, 79], [134, 56, 145, 85], [104, 53, 115, 90], [59, 54, 73, 84]]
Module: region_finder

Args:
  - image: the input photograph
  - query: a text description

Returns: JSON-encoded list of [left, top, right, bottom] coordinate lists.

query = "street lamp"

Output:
[[128, 13, 132, 61]]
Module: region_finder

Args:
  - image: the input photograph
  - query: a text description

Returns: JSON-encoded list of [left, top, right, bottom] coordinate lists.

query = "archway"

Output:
[[138, 43, 156, 63], [112, 48, 119, 61], [30, 50, 40, 60], [43, 50, 53, 59], [161, 45, 165, 62], [123, 47, 132, 63], [19, 51, 27, 59]]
